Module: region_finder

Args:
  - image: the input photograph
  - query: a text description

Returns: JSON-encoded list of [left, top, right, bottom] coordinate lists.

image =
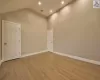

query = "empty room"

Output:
[[0, 0, 100, 80]]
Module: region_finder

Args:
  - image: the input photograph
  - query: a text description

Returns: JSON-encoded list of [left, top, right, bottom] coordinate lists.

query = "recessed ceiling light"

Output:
[[61, 1, 65, 4], [38, 1, 42, 5], [50, 10, 53, 13]]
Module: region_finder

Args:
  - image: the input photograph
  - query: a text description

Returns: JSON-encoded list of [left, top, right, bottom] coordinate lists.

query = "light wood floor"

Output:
[[0, 52, 100, 80]]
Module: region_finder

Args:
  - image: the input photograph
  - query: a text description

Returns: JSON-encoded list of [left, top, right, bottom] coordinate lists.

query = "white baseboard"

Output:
[[53, 51, 100, 65], [0, 60, 3, 66], [1, 50, 100, 66], [21, 50, 48, 58]]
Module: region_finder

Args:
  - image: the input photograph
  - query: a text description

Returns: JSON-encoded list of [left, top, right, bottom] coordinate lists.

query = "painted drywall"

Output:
[[49, 0, 100, 61], [2, 9, 47, 55], [0, 0, 73, 16], [0, 16, 1, 60]]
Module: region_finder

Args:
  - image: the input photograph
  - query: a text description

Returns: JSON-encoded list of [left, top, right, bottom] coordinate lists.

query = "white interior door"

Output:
[[2, 20, 21, 61], [47, 29, 53, 52]]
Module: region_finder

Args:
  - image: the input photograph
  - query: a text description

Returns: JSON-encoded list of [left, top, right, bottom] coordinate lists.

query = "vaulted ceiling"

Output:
[[0, 0, 74, 17]]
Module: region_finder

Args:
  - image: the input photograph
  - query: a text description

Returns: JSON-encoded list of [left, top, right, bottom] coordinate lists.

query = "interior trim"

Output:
[[0, 60, 3, 66], [1, 50, 100, 66], [52, 51, 100, 65], [0, 50, 48, 65], [21, 50, 48, 58]]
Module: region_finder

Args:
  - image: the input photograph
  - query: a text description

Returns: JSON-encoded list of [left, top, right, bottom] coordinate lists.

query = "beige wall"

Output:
[[49, 0, 100, 61], [2, 9, 47, 55], [0, 16, 1, 60]]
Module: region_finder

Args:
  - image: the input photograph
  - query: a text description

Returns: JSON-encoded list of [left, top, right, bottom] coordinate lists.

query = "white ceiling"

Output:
[[0, 0, 74, 17]]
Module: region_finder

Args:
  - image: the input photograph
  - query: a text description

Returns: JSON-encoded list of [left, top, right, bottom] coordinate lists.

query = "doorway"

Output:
[[2, 20, 21, 61]]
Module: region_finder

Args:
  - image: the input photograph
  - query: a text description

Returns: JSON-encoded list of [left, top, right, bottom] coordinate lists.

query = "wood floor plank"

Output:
[[0, 52, 100, 80]]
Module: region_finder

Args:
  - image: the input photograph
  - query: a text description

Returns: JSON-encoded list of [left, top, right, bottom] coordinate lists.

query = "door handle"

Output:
[[4, 43, 7, 45]]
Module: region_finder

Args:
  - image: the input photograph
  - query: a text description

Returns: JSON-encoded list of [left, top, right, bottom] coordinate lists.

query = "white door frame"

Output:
[[2, 20, 21, 61]]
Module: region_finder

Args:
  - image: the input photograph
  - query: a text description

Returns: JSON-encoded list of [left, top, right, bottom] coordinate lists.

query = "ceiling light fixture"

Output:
[[50, 10, 53, 13], [61, 1, 65, 4], [38, 1, 42, 5]]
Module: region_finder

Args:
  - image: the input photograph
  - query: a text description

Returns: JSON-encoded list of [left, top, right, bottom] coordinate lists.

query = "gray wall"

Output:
[[49, 0, 100, 61], [2, 9, 47, 56]]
